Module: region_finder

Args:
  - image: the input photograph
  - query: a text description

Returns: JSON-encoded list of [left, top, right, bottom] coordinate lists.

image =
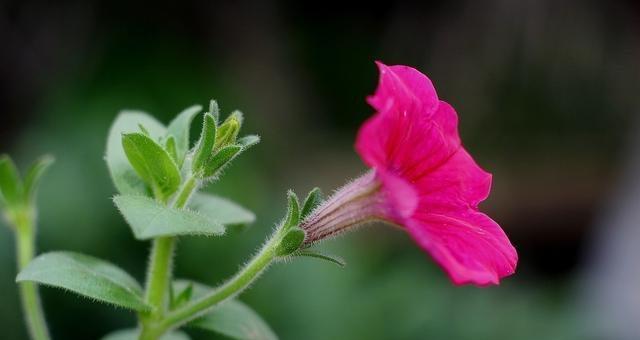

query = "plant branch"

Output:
[[158, 228, 280, 333], [14, 210, 50, 340]]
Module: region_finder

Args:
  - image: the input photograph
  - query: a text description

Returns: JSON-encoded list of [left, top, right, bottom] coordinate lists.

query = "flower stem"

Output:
[[157, 230, 280, 333], [14, 211, 50, 340]]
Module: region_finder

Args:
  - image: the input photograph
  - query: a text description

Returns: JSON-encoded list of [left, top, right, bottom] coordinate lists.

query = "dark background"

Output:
[[1, 1, 639, 339]]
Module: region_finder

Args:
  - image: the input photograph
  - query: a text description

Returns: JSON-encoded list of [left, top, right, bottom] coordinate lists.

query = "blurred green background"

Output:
[[1, 1, 639, 339]]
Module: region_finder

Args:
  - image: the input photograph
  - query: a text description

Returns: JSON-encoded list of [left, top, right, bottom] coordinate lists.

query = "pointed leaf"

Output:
[[192, 113, 217, 177], [294, 250, 346, 267], [0, 155, 23, 206], [16, 251, 149, 311], [165, 136, 179, 165], [113, 195, 225, 239], [106, 111, 167, 196], [167, 105, 202, 166], [188, 193, 255, 226], [122, 132, 181, 201], [283, 190, 300, 230], [170, 282, 193, 310], [173, 280, 278, 340], [301, 187, 322, 220], [238, 135, 260, 149], [203, 145, 242, 178], [23, 155, 54, 203], [209, 100, 220, 124], [102, 328, 190, 340]]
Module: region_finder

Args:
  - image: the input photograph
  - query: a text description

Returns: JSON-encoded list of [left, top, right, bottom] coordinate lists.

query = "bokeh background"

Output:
[[1, 1, 639, 339]]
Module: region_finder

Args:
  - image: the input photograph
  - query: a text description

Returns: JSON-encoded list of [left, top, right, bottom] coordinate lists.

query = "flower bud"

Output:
[[214, 112, 242, 150]]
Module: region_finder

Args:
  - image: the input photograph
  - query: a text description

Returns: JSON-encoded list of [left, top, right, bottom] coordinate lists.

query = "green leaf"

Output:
[[275, 228, 305, 256], [208, 99, 220, 124], [173, 280, 278, 340], [122, 133, 181, 201], [102, 328, 190, 340], [188, 193, 255, 226], [113, 195, 225, 240], [170, 282, 193, 310], [0, 154, 23, 206], [237, 135, 260, 149], [23, 155, 54, 204], [301, 187, 322, 220], [294, 250, 346, 267], [106, 111, 167, 196], [16, 251, 149, 311], [282, 190, 300, 230], [203, 145, 242, 178], [167, 105, 202, 166], [165, 136, 179, 165], [192, 113, 217, 177]]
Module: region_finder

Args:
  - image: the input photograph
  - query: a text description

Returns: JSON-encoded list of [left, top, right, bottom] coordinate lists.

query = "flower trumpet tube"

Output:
[[301, 62, 518, 286]]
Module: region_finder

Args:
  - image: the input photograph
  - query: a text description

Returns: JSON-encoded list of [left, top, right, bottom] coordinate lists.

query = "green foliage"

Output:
[[121, 133, 181, 202], [203, 144, 242, 178], [191, 105, 259, 180], [301, 187, 323, 220], [23, 155, 55, 205], [113, 195, 225, 239], [282, 190, 300, 230], [192, 113, 217, 177], [0, 155, 23, 208], [0, 154, 54, 216], [275, 228, 305, 256], [164, 136, 179, 165], [173, 280, 278, 340], [170, 282, 193, 310], [16, 251, 149, 312], [101, 329, 190, 340], [188, 192, 255, 227], [105, 111, 167, 196], [237, 135, 261, 148], [293, 250, 346, 267], [166, 105, 202, 167]]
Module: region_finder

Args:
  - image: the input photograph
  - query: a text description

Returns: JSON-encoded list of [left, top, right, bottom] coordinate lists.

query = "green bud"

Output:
[[214, 112, 242, 150]]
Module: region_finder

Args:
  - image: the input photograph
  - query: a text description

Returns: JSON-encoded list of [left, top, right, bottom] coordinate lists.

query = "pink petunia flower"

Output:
[[300, 62, 517, 286]]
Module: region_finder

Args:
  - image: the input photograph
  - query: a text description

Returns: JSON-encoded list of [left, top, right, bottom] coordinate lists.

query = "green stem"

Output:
[[15, 212, 50, 340], [157, 231, 280, 333], [140, 176, 198, 337], [143, 236, 176, 319]]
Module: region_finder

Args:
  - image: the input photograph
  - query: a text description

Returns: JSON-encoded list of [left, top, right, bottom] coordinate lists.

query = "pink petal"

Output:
[[416, 146, 493, 210], [376, 169, 419, 222], [367, 62, 439, 115], [356, 66, 461, 180], [407, 209, 517, 286]]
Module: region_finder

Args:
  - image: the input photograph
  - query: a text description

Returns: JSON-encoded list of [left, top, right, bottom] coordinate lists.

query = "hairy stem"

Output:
[[157, 230, 280, 333], [15, 211, 50, 340], [140, 176, 198, 338]]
